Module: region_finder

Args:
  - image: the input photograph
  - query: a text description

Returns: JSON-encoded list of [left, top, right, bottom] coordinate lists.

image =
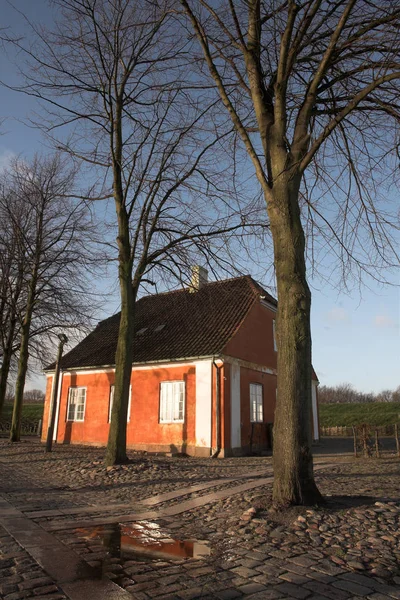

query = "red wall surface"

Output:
[[239, 367, 277, 450], [224, 302, 277, 369], [42, 365, 196, 451]]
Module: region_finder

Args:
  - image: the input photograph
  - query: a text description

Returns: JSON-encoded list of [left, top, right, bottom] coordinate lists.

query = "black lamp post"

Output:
[[45, 333, 68, 452]]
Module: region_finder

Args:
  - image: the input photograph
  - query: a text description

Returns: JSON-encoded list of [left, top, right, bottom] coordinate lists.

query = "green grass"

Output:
[[0, 403, 44, 421], [319, 402, 400, 427]]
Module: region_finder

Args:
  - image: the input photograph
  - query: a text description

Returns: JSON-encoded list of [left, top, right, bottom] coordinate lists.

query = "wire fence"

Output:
[[0, 419, 42, 436], [321, 424, 398, 437]]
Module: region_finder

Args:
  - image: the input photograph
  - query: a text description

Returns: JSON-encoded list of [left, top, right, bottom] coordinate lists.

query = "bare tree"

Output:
[[3, 1, 263, 463], [179, 0, 400, 505], [0, 154, 98, 441], [393, 386, 400, 404], [0, 183, 26, 414], [376, 389, 394, 403], [318, 383, 374, 404], [23, 389, 45, 404]]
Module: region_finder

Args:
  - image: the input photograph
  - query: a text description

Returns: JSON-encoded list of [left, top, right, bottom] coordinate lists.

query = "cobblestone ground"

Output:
[[0, 526, 67, 600], [1, 438, 400, 600], [0, 439, 273, 510]]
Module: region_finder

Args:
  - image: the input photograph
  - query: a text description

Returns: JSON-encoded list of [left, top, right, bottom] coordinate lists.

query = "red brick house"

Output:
[[42, 274, 319, 456]]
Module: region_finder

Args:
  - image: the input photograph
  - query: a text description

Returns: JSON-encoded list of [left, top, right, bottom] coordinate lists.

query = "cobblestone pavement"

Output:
[[1, 438, 400, 600], [0, 525, 67, 600]]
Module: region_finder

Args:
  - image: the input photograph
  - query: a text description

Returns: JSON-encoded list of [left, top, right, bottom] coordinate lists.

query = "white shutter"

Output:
[[108, 386, 114, 422]]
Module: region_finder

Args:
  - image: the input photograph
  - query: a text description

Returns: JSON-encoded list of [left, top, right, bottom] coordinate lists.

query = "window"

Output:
[[108, 385, 131, 423], [160, 381, 185, 423], [250, 383, 263, 423], [273, 319, 277, 352], [67, 387, 86, 422]]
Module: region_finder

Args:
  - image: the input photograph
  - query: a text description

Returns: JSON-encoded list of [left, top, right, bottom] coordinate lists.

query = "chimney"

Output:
[[190, 265, 208, 292]]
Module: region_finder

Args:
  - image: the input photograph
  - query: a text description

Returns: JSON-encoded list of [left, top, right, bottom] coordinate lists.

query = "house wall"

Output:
[[42, 300, 319, 455], [220, 362, 276, 456], [42, 364, 209, 455], [239, 367, 277, 453], [223, 301, 319, 449], [224, 301, 277, 369]]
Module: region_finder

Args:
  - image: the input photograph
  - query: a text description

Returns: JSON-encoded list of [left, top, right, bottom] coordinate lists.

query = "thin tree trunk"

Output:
[[105, 268, 135, 465], [10, 252, 40, 442], [0, 269, 23, 416], [10, 321, 31, 442], [105, 97, 135, 466], [270, 180, 323, 506], [0, 337, 14, 416]]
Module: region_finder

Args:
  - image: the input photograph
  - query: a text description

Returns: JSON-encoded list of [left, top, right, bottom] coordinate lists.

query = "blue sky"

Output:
[[1, 0, 399, 394]]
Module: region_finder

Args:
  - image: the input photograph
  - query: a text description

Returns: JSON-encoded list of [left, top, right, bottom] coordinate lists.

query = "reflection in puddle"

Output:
[[77, 521, 211, 561]]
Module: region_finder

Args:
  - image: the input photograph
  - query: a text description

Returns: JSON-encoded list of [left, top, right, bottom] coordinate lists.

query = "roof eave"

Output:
[[43, 353, 221, 375]]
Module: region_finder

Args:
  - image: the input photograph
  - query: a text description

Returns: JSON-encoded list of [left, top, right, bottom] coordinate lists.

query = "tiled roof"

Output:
[[51, 275, 276, 370]]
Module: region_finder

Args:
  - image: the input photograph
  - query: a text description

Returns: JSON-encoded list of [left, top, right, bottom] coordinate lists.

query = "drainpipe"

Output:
[[212, 358, 223, 458], [46, 333, 68, 452]]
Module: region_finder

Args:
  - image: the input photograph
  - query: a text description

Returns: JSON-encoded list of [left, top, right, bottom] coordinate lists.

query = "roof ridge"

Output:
[[96, 274, 276, 328], [138, 273, 252, 299], [47, 274, 277, 371]]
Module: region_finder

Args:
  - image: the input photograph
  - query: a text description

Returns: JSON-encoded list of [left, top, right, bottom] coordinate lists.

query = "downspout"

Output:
[[212, 358, 223, 458]]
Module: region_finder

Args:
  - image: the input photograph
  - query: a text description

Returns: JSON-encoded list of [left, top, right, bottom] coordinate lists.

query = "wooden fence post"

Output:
[[375, 429, 380, 458], [352, 426, 357, 457], [362, 424, 369, 457], [395, 424, 400, 458]]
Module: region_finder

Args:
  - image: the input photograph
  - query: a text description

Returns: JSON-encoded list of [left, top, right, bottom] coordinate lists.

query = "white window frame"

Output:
[[159, 381, 185, 423], [108, 385, 132, 423], [250, 383, 263, 423], [273, 319, 277, 352], [67, 387, 86, 422]]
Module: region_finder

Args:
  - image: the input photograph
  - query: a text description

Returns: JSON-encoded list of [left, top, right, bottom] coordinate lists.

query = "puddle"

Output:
[[76, 521, 211, 561]]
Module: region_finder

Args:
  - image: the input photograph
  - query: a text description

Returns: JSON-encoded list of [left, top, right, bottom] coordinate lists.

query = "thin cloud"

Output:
[[326, 307, 349, 322], [374, 314, 397, 329], [0, 149, 16, 172]]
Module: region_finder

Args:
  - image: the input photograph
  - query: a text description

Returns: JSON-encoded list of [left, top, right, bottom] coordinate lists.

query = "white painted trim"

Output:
[[61, 368, 114, 377], [250, 382, 263, 423], [260, 299, 277, 313], [109, 385, 132, 423], [47, 374, 55, 439], [44, 356, 215, 376], [230, 363, 241, 449], [312, 380, 319, 441], [221, 355, 276, 375], [53, 372, 63, 441], [66, 386, 87, 422], [195, 360, 212, 448], [159, 381, 185, 423]]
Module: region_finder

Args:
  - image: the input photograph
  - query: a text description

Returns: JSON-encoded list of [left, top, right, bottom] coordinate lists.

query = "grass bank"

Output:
[[1, 403, 44, 421], [319, 402, 400, 427]]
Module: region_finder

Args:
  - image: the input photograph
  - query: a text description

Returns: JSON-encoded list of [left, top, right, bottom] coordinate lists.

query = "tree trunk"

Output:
[[10, 321, 30, 442], [105, 98, 135, 466], [0, 322, 16, 416], [269, 180, 323, 506], [0, 345, 13, 416], [105, 265, 135, 465], [10, 271, 37, 442], [0, 268, 23, 416]]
